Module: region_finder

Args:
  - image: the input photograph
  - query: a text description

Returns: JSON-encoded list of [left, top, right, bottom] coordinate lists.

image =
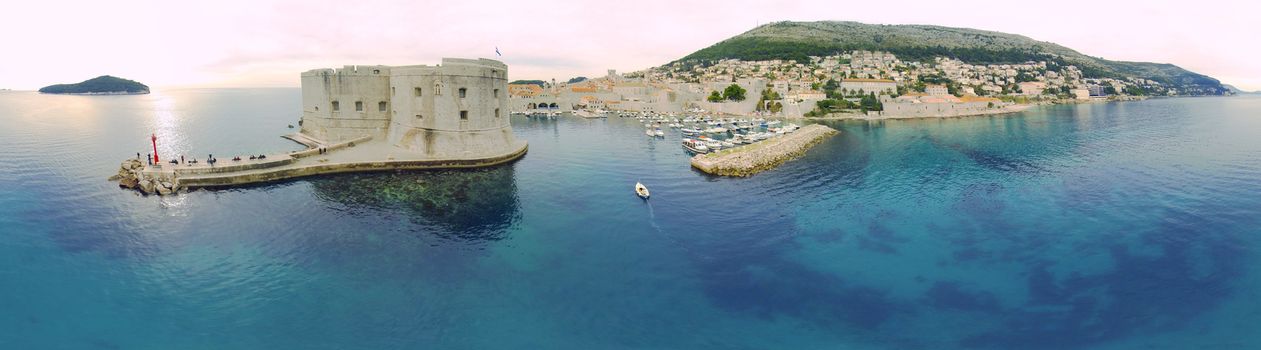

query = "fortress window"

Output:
[[392, 87, 396, 95], [332, 101, 339, 111], [414, 87, 422, 96], [493, 89, 499, 98], [460, 110, 468, 120], [378, 101, 387, 112], [373, 69, 380, 74], [355, 101, 363, 111], [415, 114, 423, 119], [495, 108, 500, 118], [315, 106, 319, 111], [459, 88, 467, 98]]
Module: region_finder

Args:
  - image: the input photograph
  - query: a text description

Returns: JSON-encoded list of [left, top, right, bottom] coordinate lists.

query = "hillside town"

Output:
[[509, 50, 1183, 119]]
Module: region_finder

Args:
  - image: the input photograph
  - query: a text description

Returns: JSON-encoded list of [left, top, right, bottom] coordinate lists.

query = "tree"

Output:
[[973, 85, 987, 96], [770, 101, 783, 113], [912, 81, 927, 92], [824, 79, 839, 91], [707, 90, 723, 102], [860, 93, 883, 112], [723, 84, 747, 101]]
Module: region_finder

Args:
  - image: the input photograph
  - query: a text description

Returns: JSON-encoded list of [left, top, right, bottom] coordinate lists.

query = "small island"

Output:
[[39, 75, 149, 95]]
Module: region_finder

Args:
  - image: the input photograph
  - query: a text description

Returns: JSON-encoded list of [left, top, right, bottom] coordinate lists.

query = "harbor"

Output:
[[619, 110, 837, 176], [690, 124, 838, 176]]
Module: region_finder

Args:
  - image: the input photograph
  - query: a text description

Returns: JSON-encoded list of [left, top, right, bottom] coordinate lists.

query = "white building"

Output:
[[839, 78, 897, 95], [926, 84, 949, 96]]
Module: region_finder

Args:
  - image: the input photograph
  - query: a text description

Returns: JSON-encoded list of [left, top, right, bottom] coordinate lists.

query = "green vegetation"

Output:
[[821, 79, 840, 98], [859, 93, 883, 111], [805, 91, 884, 117], [708, 85, 748, 103], [755, 89, 783, 111], [674, 21, 1225, 95], [566, 76, 588, 84], [707, 91, 723, 102], [38, 75, 148, 94], [509, 80, 546, 87], [723, 84, 747, 101]]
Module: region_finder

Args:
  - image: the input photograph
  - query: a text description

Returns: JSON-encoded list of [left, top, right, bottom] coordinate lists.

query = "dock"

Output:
[[112, 134, 527, 195], [690, 124, 837, 177]]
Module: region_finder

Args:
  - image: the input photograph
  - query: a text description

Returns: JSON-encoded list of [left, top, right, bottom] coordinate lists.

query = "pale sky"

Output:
[[4, 0, 1259, 91]]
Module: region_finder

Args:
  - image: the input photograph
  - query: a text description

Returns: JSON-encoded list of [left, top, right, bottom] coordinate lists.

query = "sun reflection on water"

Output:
[[149, 91, 186, 160]]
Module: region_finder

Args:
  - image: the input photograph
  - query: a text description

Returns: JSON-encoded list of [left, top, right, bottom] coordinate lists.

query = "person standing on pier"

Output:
[[147, 154, 152, 166], [180, 155, 185, 164]]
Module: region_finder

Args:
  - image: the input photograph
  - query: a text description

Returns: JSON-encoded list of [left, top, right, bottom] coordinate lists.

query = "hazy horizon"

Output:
[[4, 0, 1259, 91]]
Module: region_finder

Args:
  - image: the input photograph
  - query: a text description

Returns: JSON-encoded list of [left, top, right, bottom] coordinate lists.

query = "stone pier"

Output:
[[113, 134, 526, 195], [690, 124, 838, 177]]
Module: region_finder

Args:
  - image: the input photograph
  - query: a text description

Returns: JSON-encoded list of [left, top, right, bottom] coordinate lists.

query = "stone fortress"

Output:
[[300, 58, 524, 159], [113, 58, 527, 195]]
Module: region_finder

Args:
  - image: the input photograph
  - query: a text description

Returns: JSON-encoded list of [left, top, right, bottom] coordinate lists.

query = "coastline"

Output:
[[791, 95, 1160, 121], [794, 104, 1034, 121]]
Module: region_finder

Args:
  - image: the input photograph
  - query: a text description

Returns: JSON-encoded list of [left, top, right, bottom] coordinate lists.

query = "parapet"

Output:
[[301, 65, 393, 77]]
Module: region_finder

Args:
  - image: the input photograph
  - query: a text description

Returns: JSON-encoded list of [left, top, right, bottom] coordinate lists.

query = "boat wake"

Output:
[[645, 201, 663, 233]]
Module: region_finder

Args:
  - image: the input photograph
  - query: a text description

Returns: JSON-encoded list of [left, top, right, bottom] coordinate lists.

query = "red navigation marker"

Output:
[[151, 133, 160, 163]]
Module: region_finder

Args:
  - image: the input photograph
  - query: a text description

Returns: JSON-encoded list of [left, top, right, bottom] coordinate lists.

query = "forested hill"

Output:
[[678, 21, 1225, 95], [39, 75, 150, 94]]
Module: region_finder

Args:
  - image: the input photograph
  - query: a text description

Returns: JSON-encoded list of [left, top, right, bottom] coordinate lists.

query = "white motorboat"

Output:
[[682, 138, 709, 153], [646, 129, 656, 137], [654, 129, 665, 137], [635, 182, 650, 199]]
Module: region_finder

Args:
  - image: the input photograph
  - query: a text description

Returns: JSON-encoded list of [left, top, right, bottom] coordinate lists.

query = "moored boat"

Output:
[[682, 138, 709, 153]]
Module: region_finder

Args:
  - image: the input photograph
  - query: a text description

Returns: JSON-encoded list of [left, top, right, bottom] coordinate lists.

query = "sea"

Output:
[[2, 89, 1260, 349]]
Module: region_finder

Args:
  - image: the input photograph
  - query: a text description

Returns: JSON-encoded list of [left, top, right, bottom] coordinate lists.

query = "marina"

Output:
[[690, 124, 838, 176]]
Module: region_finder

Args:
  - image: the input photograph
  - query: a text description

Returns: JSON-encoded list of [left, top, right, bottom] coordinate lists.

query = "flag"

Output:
[[495, 47, 501, 56]]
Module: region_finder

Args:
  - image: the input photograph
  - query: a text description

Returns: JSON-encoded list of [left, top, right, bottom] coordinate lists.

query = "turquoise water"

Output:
[[2, 89, 1260, 349]]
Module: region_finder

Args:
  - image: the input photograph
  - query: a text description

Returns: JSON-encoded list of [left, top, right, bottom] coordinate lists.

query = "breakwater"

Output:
[[111, 134, 527, 195], [690, 124, 838, 176]]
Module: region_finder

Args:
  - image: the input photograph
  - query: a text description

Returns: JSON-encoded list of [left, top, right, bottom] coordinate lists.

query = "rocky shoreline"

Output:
[[690, 124, 838, 177], [110, 159, 179, 195]]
